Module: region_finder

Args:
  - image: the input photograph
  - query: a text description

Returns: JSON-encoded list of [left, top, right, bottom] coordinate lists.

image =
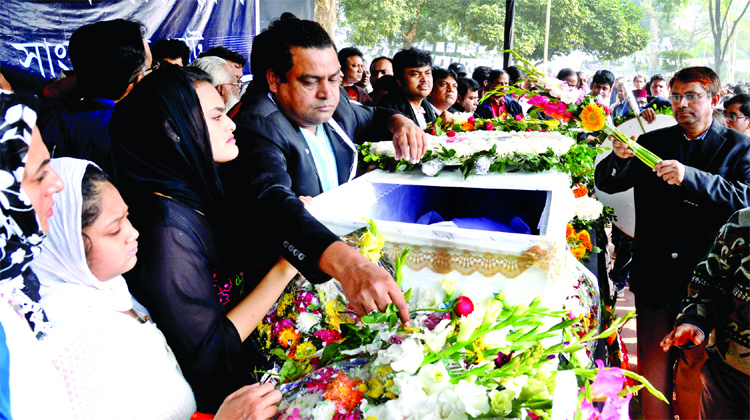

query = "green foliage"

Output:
[[340, 0, 650, 60]]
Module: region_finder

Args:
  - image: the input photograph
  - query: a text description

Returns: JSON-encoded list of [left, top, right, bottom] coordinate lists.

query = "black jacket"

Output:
[[379, 90, 436, 127], [218, 89, 396, 284], [595, 119, 750, 304]]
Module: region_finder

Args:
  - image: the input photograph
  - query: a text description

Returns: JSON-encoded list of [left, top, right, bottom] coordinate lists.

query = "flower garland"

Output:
[[361, 130, 577, 179]]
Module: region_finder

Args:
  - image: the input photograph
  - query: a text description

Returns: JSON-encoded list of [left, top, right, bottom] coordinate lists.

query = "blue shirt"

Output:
[[300, 124, 339, 192]]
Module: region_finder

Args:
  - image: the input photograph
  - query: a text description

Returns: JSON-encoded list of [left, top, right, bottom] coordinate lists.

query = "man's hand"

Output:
[[612, 135, 636, 159], [654, 160, 685, 185], [298, 195, 314, 207], [388, 114, 427, 164], [319, 241, 411, 327], [438, 109, 455, 126], [214, 383, 282, 420], [641, 108, 656, 124], [660, 324, 705, 352]]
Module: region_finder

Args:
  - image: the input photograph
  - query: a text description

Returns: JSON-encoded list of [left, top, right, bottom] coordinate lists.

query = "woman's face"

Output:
[[20, 127, 64, 233], [195, 82, 238, 163], [84, 183, 139, 282]]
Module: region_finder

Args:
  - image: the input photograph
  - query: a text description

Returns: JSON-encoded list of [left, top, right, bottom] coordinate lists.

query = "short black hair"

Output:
[[556, 68, 576, 81], [505, 66, 527, 85], [591, 69, 615, 88], [151, 39, 191, 66], [432, 67, 457, 84], [371, 56, 392, 67], [68, 19, 147, 100], [733, 84, 750, 95], [650, 73, 666, 83], [457, 77, 480, 97], [725, 93, 750, 117], [338, 47, 363, 68], [472, 66, 491, 85], [488, 69, 509, 84], [392, 48, 432, 83], [198, 46, 247, 66], [250, 13, 335, 92]]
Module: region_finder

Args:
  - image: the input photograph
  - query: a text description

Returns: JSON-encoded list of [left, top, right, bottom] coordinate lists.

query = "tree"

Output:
[[338, 0, 649, 62], [315, 0, 338, 39], [708, 0, 750, 77]]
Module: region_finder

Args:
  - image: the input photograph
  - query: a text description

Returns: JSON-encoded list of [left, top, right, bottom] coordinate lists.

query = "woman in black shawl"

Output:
[[109, 66, 294, 413]]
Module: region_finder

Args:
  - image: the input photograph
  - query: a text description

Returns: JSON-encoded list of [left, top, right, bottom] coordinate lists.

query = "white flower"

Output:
[[456, 312, 483, 343], [502, 375, 529, 397], [375, 337, 425, 374], [574, 196, 604, 221], [295, 312, 321, 334], [418, 362, 453, 395], [410, 287, 443, 311], [488, 389, 516, 416], [418, 318, 454, 353], [315, 280, 344, 306], [453, 379, 491, 417], [482, 299, 503, 325], [369, 141, 397, 158], [483, 327, 510, 349], [440, 276, 457, 295], [311, 400, 337, 420], [435, 388, 469, 420]]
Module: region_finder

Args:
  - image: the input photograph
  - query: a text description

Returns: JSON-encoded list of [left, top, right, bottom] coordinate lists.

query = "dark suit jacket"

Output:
[[475, 95, 523, 120], [218, 89, 396, 284], [379, 90, 436, 126], [595, 119, 750, 304]]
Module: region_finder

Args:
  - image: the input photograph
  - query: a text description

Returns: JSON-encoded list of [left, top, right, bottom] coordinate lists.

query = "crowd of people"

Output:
[[0, 11, 748, 420]]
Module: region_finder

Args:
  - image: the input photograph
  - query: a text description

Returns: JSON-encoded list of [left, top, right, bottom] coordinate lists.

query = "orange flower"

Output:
[[572, 184, 589, 198], [566, 223, 574, 238], [580, 103, 606, 131], [277, 327, 300, 348], [577, 230, 592, 250], [462, 122, 475, 131], [324, 375, 365, 410]]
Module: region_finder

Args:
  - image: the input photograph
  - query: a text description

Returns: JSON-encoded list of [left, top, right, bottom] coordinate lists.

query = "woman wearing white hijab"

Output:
[[32, 157, 283, 420], [33, 157, 197, 420]]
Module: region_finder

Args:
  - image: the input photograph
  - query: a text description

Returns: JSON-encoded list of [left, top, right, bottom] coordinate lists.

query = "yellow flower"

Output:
[[580, 103, 606, 131], [544, 119, 560, 129], [357, 230, 386, 262], [276, 293, 295, 317], [294, 341, 317, 360], [571, 245, 586, 260], [366, 378, 384, 399], [258, 324, 272, 350], [376, 366, 394, 378], [324, 300, 347, 330]]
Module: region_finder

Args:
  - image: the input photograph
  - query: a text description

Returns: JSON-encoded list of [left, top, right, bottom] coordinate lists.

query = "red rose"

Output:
[[486, 122, 495, 131], [454, 296, 474, 317], [447, 129, 456, 137]]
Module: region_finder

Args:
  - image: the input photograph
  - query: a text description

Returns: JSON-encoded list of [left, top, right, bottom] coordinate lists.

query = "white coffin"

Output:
[[307, 169, 584, 311]]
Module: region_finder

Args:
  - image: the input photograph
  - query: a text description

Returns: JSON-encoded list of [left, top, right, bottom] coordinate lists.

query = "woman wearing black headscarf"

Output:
[[109, 66, 294, 414], [0, 90, 72, 418]]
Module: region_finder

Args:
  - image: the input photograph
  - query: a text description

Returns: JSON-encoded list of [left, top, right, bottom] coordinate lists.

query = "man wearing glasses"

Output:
[[723, 94, 750, 135], [595, 66, 750, 420]]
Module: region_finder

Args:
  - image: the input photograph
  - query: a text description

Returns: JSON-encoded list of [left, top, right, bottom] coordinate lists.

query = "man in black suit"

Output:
[[220, 14, 425, 326], [595, 66, 750, 420]]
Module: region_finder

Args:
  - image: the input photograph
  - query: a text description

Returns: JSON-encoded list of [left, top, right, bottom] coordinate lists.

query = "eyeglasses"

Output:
[[722, 112, 749, 122], [669, 92, 712, 103], [219, 82, 243, 90]]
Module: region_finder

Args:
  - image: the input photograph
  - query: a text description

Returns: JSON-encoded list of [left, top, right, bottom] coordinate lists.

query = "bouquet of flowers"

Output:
[[256, 222, 666, 420], [491, 51, 663, 169]]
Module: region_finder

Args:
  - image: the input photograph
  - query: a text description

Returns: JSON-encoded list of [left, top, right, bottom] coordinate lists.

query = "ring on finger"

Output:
[[368, 308, 379, 315]]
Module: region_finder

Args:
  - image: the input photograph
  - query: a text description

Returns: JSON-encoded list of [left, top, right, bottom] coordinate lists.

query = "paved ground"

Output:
[[615, 285, 645, 419]]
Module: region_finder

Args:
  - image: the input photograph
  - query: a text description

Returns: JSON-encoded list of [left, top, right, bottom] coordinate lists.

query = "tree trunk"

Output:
[[402, 12, 420, 49], [314, 0, 338, 40], [709, 0, 750, 79]]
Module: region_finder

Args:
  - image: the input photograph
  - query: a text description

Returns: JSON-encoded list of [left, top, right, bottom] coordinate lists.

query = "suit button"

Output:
[[671, 253, 678, 259]]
